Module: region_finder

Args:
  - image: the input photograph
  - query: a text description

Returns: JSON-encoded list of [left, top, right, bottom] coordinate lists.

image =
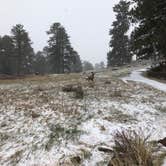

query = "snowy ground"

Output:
[[0, 67, 166, 166], [122, 68, 166, 92]]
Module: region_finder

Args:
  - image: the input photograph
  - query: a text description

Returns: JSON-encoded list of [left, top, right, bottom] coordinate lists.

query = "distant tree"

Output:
[[11, 24, 34, 74], [100, 61, 105, 69], [130, 0, 166, 64], [63, 45, 74, 73], [46, 22, 82, 73], [71, 51, 82, 73], [107, 0, 131, 67], [33, 51, 47, 74], [46, 23, 70, 73], [95, 61, 105, 71], [94, 63, 100, 71], [0, 35, 15, 74], [82, 61, 94, 71]]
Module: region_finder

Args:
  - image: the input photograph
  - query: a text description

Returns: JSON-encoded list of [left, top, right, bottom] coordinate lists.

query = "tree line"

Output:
[[1, 0, 165, 74], [0, 23, 82, 75], [107, 0, 166, 70]]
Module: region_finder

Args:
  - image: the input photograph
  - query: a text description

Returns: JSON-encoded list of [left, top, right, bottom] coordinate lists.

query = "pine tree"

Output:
[[130, 0, 166, 64], [11, 24, 34, 75], [47, 23, 69, 73], [0, 35, 15, 74], [107, 0, 131, 67], [71, 51, 82, 73], [46, 22, 82, 73], [33, 51, 47, 74], [82, 61, 94, 71]]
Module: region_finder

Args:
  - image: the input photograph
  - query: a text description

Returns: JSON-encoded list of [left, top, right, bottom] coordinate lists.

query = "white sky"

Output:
[[0, 0, 119, 64]]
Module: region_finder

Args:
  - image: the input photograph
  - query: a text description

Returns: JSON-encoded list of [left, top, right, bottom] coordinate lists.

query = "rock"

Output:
[[58, 155, 82, 166], [100, 125, 106, 131], [98, 110, 102, 115], [98, 147, 113, 153], [1, 122, 7, 127], [62, 84, 84, 99], [105, 81, 111, 84], [70, 156, 81, 164], [158, 137, 166, 147], [112, 68, 118, 71], [31, 112, 40, 118], [74, 86, 84, 99], [62, 84, 75, 92]]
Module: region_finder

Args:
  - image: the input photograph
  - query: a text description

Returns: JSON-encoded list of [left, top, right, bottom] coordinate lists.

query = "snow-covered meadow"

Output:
[[0, 67, 166, 166]]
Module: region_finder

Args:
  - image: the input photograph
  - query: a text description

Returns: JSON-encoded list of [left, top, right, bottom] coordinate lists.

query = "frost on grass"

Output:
[[0, 70, 165, 165]]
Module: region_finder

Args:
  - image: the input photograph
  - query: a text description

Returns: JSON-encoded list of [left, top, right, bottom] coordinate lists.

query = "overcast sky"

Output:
[[0, 0, 119, 64]]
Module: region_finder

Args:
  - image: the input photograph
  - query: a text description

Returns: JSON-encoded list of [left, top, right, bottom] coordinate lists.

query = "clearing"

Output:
[[0, 66, 166, 166]]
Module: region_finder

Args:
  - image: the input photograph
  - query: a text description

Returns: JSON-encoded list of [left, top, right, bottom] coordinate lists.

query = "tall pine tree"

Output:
[[11, 24, 34, 74], [130, 0, 166, 65], [47, 23, 70, 73], [107, 0, 131, 67], [33, 51, 47, 74], [46, 23, 82, 73], [0, 35, 15, 74]]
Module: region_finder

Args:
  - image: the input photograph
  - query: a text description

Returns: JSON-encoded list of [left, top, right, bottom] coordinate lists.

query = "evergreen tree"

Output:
[[46, 22, 82, 73], [107, 0, 131, 67], [11, 24, 34, 74], [47, 23, 70, 73], [130, 0, 166, 64], [82, 61, 94, 71], [63, 45, 73, 73], [33, 51, 47, 74], [0, 35, 15, 74], [95, 61, 105, 71], [71, 50, 82, 73]]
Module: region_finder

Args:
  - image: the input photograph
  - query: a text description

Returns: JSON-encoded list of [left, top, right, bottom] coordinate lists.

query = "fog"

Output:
[[0, 0, 119, 64]]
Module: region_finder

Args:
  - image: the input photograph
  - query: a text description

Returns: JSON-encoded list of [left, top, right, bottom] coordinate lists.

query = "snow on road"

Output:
[[122, 68, 166, 92]]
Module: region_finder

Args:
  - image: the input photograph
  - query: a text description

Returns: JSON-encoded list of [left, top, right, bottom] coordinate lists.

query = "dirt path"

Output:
[[122, 68, 166, 92]]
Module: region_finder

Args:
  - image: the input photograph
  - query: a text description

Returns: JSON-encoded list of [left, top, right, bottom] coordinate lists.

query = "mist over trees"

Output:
[[82, 61, 94, 71], [1, 1, 165, 76], [0, 23, 82, 75], [94, 61, 105, 71], [107, 0, 131, 67]]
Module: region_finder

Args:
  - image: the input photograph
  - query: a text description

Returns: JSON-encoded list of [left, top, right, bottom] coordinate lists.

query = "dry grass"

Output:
[[62, 84, 84, 99], [109, 130, 154, 166], [104, 109, 137, 123], [0, 73, 81, 85], [156, 106, 166, 113]]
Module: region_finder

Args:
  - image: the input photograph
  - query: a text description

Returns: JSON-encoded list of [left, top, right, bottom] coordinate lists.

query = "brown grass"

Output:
[[109, 130, 154, 166], [0, 73, 81, 84]]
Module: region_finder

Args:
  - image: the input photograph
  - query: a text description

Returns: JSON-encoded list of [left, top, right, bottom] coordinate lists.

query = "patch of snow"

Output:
[[122, 69, 166, 92]]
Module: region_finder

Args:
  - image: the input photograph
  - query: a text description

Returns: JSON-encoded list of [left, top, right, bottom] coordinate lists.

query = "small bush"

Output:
[[62, 84, 76, 92], [74, 85, 84, 99], [62, 84, 84, 99], [158, 107, 166, 113], [108, 130, 154, 166]]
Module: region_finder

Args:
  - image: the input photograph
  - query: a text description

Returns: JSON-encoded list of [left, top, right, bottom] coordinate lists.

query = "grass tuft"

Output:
[[109, 130, 154, 166]]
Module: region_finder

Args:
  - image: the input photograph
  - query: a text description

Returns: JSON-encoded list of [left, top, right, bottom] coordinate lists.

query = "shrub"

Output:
[[108, 130, 154, 166], [74, 85, 84, 99], [62, 84, 84, 99]]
